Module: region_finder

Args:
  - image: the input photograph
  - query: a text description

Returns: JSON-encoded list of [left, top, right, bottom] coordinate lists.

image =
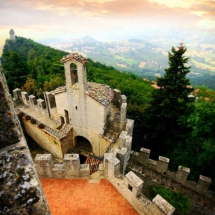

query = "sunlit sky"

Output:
[[0, 0, 215, 53]]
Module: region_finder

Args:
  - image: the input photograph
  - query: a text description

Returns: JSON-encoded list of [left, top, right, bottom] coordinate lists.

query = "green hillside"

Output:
[[0, 36, 154, 150], [1, 36, 215, 187]]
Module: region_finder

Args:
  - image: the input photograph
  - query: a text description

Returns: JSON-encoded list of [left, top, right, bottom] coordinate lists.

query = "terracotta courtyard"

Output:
[[41, 178, 140, 215]]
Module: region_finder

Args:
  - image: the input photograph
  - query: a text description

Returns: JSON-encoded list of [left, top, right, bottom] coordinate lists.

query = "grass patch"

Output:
[[152, 186, 193, 215]]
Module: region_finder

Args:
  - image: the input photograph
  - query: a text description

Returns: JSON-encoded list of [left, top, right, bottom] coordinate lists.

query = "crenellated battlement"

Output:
[[35, 152, 175, 215], [129, 148, 214, 203], [13, 88, 50, 117], [103, 152, 175, 215], [35, 154, 90, 178]]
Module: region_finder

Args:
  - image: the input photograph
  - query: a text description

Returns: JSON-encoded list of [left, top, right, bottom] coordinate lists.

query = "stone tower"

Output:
[[9, 29, 15, 41]]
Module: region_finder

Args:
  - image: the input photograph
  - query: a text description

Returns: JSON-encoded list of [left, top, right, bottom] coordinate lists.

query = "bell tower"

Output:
[[9, 29, 15, 41]]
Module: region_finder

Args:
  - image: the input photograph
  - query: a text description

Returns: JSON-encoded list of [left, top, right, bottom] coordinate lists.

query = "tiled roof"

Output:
[[50, 86, 66, 95], [86, 82, 114, 107], [60, 52, 88, 64]]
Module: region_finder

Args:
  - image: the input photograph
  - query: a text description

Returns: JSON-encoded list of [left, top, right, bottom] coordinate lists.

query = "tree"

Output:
[[144, 43, 194, 157], [172, 98, 215, 184], [2, 51, 29, 91]]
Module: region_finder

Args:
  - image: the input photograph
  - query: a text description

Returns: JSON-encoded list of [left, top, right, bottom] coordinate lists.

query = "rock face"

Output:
[[0, 66, 21, 148], [0, 65, 51, 215]]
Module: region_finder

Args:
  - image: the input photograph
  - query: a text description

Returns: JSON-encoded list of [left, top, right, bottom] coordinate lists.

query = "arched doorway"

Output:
[[74, 136, 102, 174], [74, 136, 93, 163]]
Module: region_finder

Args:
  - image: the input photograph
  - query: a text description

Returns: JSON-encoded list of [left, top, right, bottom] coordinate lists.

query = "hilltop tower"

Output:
[[9, 29, 15, 41]]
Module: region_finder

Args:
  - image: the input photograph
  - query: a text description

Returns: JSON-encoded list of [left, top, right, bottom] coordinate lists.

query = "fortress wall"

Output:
[[126, 119, 134, 136], [35, 153, 90, 179], [13, 88, 49, 117], [21, 118, 64, 159], [0, 66, 51, 214], [103, 153, 175, 215], [0, 70, 22, 148], [130, 148, 214, 201]]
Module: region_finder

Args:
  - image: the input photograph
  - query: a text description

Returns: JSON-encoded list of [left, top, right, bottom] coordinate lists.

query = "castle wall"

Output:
[[103, 153, 175, 215], [21, 118, 64, 159], [0, 65, 51, 214], [129, 148, 215, 208], [0, 71, 22, 148], [35, 153, 90, 179], [35, 151, 175, 214]]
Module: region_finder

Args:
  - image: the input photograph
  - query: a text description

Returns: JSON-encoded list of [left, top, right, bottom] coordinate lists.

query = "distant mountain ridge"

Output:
[[46, 36, 215, 90]]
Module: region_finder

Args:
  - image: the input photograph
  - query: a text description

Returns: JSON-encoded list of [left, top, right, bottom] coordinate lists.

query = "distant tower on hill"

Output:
[[9, 29, 15, 41]]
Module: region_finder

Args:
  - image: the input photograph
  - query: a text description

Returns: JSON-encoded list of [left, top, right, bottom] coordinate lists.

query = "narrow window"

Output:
[[128, 184, 133, 192], [75, 106, 78, 110], [70, 63, 78, 86]]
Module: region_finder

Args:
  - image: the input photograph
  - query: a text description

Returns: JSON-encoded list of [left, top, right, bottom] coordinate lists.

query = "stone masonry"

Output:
[[0, 65, 51, 215]]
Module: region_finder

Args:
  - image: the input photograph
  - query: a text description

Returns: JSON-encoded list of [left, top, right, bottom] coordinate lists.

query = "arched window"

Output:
[[70, 63, 78, 85]]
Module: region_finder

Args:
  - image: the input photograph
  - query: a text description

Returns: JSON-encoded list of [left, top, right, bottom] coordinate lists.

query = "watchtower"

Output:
[[9, 29, 15, 41]]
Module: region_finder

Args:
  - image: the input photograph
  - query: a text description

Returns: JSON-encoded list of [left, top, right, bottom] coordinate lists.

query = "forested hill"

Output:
[[1, 36, 153, 105], [0, 36, 154, 149]]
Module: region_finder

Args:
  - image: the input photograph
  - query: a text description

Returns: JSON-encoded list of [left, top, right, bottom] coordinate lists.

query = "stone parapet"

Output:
[[13, 88, 49, 117], [152, 195, 175, 215], [18, 110, 72, 140], [125, 119, 134, 136], [104, 151, 175, 215], [35, 153, 90, 179], [131, 148, 214, 200]]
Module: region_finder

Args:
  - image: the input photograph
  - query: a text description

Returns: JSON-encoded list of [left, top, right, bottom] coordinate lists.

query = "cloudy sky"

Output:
[[0, 0, 215, 53]]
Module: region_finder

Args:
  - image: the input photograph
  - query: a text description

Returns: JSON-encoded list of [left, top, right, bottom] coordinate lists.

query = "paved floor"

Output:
[[41, 178, 139, 215]]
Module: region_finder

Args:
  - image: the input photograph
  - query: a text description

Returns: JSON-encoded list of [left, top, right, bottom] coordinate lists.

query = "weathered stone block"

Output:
[[121, 95, 127, 103], [52, 164, 65, 178], [29, 95, 37, 108], [148, 159, 157, 171], [125, 119, 134, 136], [64, 154, 80, 178], [21, 91, 29, 106], [124, 171, 144, 197], [80, 164, 90, 178], [138, 148, 150, 166], [35, 154, 54, 167], [116, 147, 127, 175], [35, 154, 53, 178], [119, 131, 127, 149], [197, 175, 212, 191], [157, 156, 169, 174], [176, 166, 190, 183], [37, 98, 46, 109], [152, 194, 175, 215]]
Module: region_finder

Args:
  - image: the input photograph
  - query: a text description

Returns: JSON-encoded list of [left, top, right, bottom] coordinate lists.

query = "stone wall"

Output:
[[23, 119, 63, 157], [0, 65, 51, 214], [103, 153, 175, 215], [128, 148, 215, 210], [35, 150, 175, 214], [35, 154, 90, 179], [0, 67, 21, 148], [13, 89, 49, 117]]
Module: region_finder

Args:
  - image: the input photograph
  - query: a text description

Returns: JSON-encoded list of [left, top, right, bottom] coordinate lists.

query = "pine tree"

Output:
[[145, 43, 194, 157]]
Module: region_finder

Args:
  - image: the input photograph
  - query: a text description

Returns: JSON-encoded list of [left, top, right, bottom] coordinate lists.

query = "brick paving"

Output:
[[41, 178, 139, 215]]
